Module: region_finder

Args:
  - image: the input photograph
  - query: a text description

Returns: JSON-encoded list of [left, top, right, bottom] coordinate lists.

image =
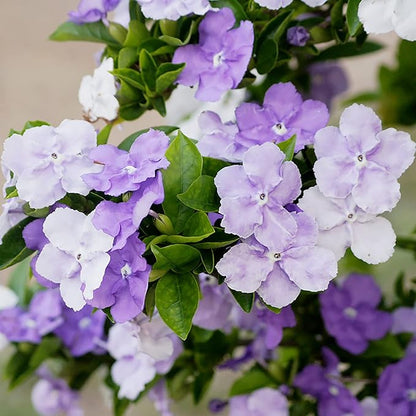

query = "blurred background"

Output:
[[0, 1, 415, 415]]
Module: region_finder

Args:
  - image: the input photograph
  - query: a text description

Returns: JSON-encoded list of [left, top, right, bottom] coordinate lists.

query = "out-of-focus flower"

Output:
[[287, 26, 310, 46], [136, 0, 210, 20], [69, 0, 121, 24]]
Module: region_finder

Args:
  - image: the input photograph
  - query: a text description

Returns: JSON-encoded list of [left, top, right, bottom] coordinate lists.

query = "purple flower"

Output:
[[298, 186, 396, 264], [287, 26, 310, 46], [307, 62, 348, 109], [294, 348, 363, 416], [235, 82, 329, 152], [83, 129, 169, 196], [148, 380, 173, 416], [0, 289, 62, 344], [89, 233, 150, 323], [314, 104, 416, 214], [172, 8, 254, 102], [54, 304, 106, 356], [320, 274, 392, 354], [32, 368, 83, 416], [69, 0, 121, 24], [0, 198, 26, 244], [378, 355, 416, 416], [216, 211, 337, 308], [229, 387, 289, 416], [137, 0, 210, 20], [391, 306, 416, 355], [93, 173, 164, 250], [214, 142, 301, 248]]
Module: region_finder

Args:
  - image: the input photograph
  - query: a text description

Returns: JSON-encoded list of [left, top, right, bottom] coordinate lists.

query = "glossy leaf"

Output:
[[151, 244, 201, 273], [230, 289, 254, 313], [177, 175, 220, 212], [346, 0, 362, 37]]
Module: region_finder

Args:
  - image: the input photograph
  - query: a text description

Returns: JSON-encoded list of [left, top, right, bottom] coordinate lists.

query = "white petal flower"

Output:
[[78, 57, 119, 122], [0, 285, 18, 350], [0, 198, 26, 243], [137, 0, 210, 21]]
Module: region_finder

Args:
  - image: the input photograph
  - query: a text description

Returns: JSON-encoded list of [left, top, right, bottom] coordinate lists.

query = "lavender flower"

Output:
[[313, 104, 416, 214], [378, 355, 416, 415], [320, 274, 392, 354], [172, 8, 254, 102], [214, 142, 301, 248], [298, 186, 396, 264], [294, 348, 364, 416], [83, 129, 169, 196], [89, 233, 150, 323], [31, 368, 83, 416], [69, 0, 121, 24], [216, 211, 337, 308], [391, 305, 416, 355], [35, 207, 114, 311], [54, 304, 106, 356], [137, 0, 210, 20], [235, 82, 329, 152], [148, 380, 174, 416], [1, 120, 101, 209], [287, 26, 310, 46], [229, 387, 289, 416], [0, 198, 26, 243], [254, 0, 328, 9]]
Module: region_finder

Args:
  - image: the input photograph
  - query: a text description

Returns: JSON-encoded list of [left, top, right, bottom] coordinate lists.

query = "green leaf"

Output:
[[202, 157, 231, 177], [229, 366, 276, 396], [209, 0, 248, 22], [108, 22, 128, 45], [118, 125, 178, 151], [193, 228, 239, 249], [124, 20, 150, 47], [97, 123, 113, 145], [8, 257, 32, 306], [346, 0, 362, 36], [316, 41, 384, 61], [155, 272, 199, 340], [5, 348, 33, 389], [139, 49, 157, 91], [277, 135, 296, 161], [119, 102, 146, 121], [200, 250, 215, 274], [193, 371, 214, 404], [5, 187, 18, 199], [118, 47, 138, 68], [50, 21, 120, 47], [230, 290, 254, 313], [361, 334, 404, 360], [0, 218, 34, 270], [144, 283, 156, 318], [156, 63, 185, 94], [151, 96, 167, 117], [177, 175, 220, 212], [162, 132, 203, 232], [151, 244, 201, 273], [113, 68, 145, 90], [29, 337, 61, 369], [256, 38, 278, 75], [23, 203, 49, 219]]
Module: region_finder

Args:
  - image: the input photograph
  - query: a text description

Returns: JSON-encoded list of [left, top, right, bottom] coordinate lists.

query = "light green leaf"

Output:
[[151, 244, 201, 273], [346, 0, 362, 36]]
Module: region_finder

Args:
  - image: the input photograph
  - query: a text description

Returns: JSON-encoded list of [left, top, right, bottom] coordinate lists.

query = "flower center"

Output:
[[213, 51, 224, 68], [268, 251, 282, 262], [76, 253, 82, 261], [51, 152, 58, 159], [329, 386, 339, 396], [407, 389, 416, 401], [258, 192, 268, 206], [79, 317, 91, 329], [123, 165, 137, 175], [346, 212, 356, 222], [272, 122, 287, 136], [355, 153, 367, 168], [121, 263, 132, 279], [343, 306, 357, 319], [24, 318, 37, 329]]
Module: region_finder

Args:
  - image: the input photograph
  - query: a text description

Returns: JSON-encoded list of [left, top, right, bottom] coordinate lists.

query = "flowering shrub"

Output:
[[1, 1, 416, 415]]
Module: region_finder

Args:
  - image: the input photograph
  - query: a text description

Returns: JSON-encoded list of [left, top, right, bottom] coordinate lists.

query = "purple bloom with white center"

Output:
[[83, 129, 169, 196], [197, 111, 245, 163], [229, 387, 289, 416], [214, 142, 301, 248], [93, 173, 164, 250], [172, 8, 254, 102], [1, 120, 101, 209], [193, 274, 235, 332], [216, 211, 337, 308], [308, 62, 348, 109], [69, 0, 121, 24], [235, 82, 329, 153], [320, 274, 392, 354], [298, 186, 396, 264], [54, 304, 106, 356], [287, 26, 310, 46], [89, 233, 150, 323], [0, 289, 62, 344], [294, 348, 364, 416], [314, 104, 416, 214], [35, 207, 114, 311], [31, 367, 83, 416], [378, 355, 416, 416], [137, 0, 210, 20]]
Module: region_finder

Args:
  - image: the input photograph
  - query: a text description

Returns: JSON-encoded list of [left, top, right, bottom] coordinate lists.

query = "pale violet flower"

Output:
[[313, 104, 415, 215], [358, 0, 416, 41], [298, 186, 396, 264], [254, 0, 327, 10], [0, 198, 26, 243], [1, 120, 101, 209], [136, 0, 210, 21], [35, 207, 114, 311], [107, 314, 180, 400], [78, 57, 119, 122], [0, 285, 19, 350]]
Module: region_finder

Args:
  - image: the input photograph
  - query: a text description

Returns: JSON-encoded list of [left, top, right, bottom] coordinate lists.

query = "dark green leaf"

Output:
[[209, 0, 248, 22], [155, 272, 199, 340], [177, 175, 220, 212], [29, 337, 61, 369], [113, 68, 145, 90], [316, 41, 384, 61], [139, 49, 157, 91], [361, 334, 404, 360], [151, 96, 167, 117], [202, 157, 231, 177], [277, 135, 296, 160], [119, 102, 146, 120], [156, 63, 185, 94], [118, 125, 178, 151], [8, 257, 32, 306], [193, 371, 214, 404], [0, 218, 34, 270], [229, 366, 276, 396], [256, 38, 278, 75], [50, 21, 120, 48], [23, 203, 49, 218], [144, 283, 156, 318], [151, 244, 201, 273], [347, 0, 362, 36], [230, 290, 254, 313], [200, 250, 215, 274], [193, 228, 238, 249]]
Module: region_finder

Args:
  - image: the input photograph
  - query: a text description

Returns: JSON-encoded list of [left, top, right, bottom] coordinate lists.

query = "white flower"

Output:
[[137, 0, 210, 21], [358, 0, 416, 41], [35, 207, 114, 311], [254, 0, 327, 10], [298, 186, 396, 264], [0, 198, 26, 243], [78, 57, 119, 122], [1, 120, 101, 209]]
